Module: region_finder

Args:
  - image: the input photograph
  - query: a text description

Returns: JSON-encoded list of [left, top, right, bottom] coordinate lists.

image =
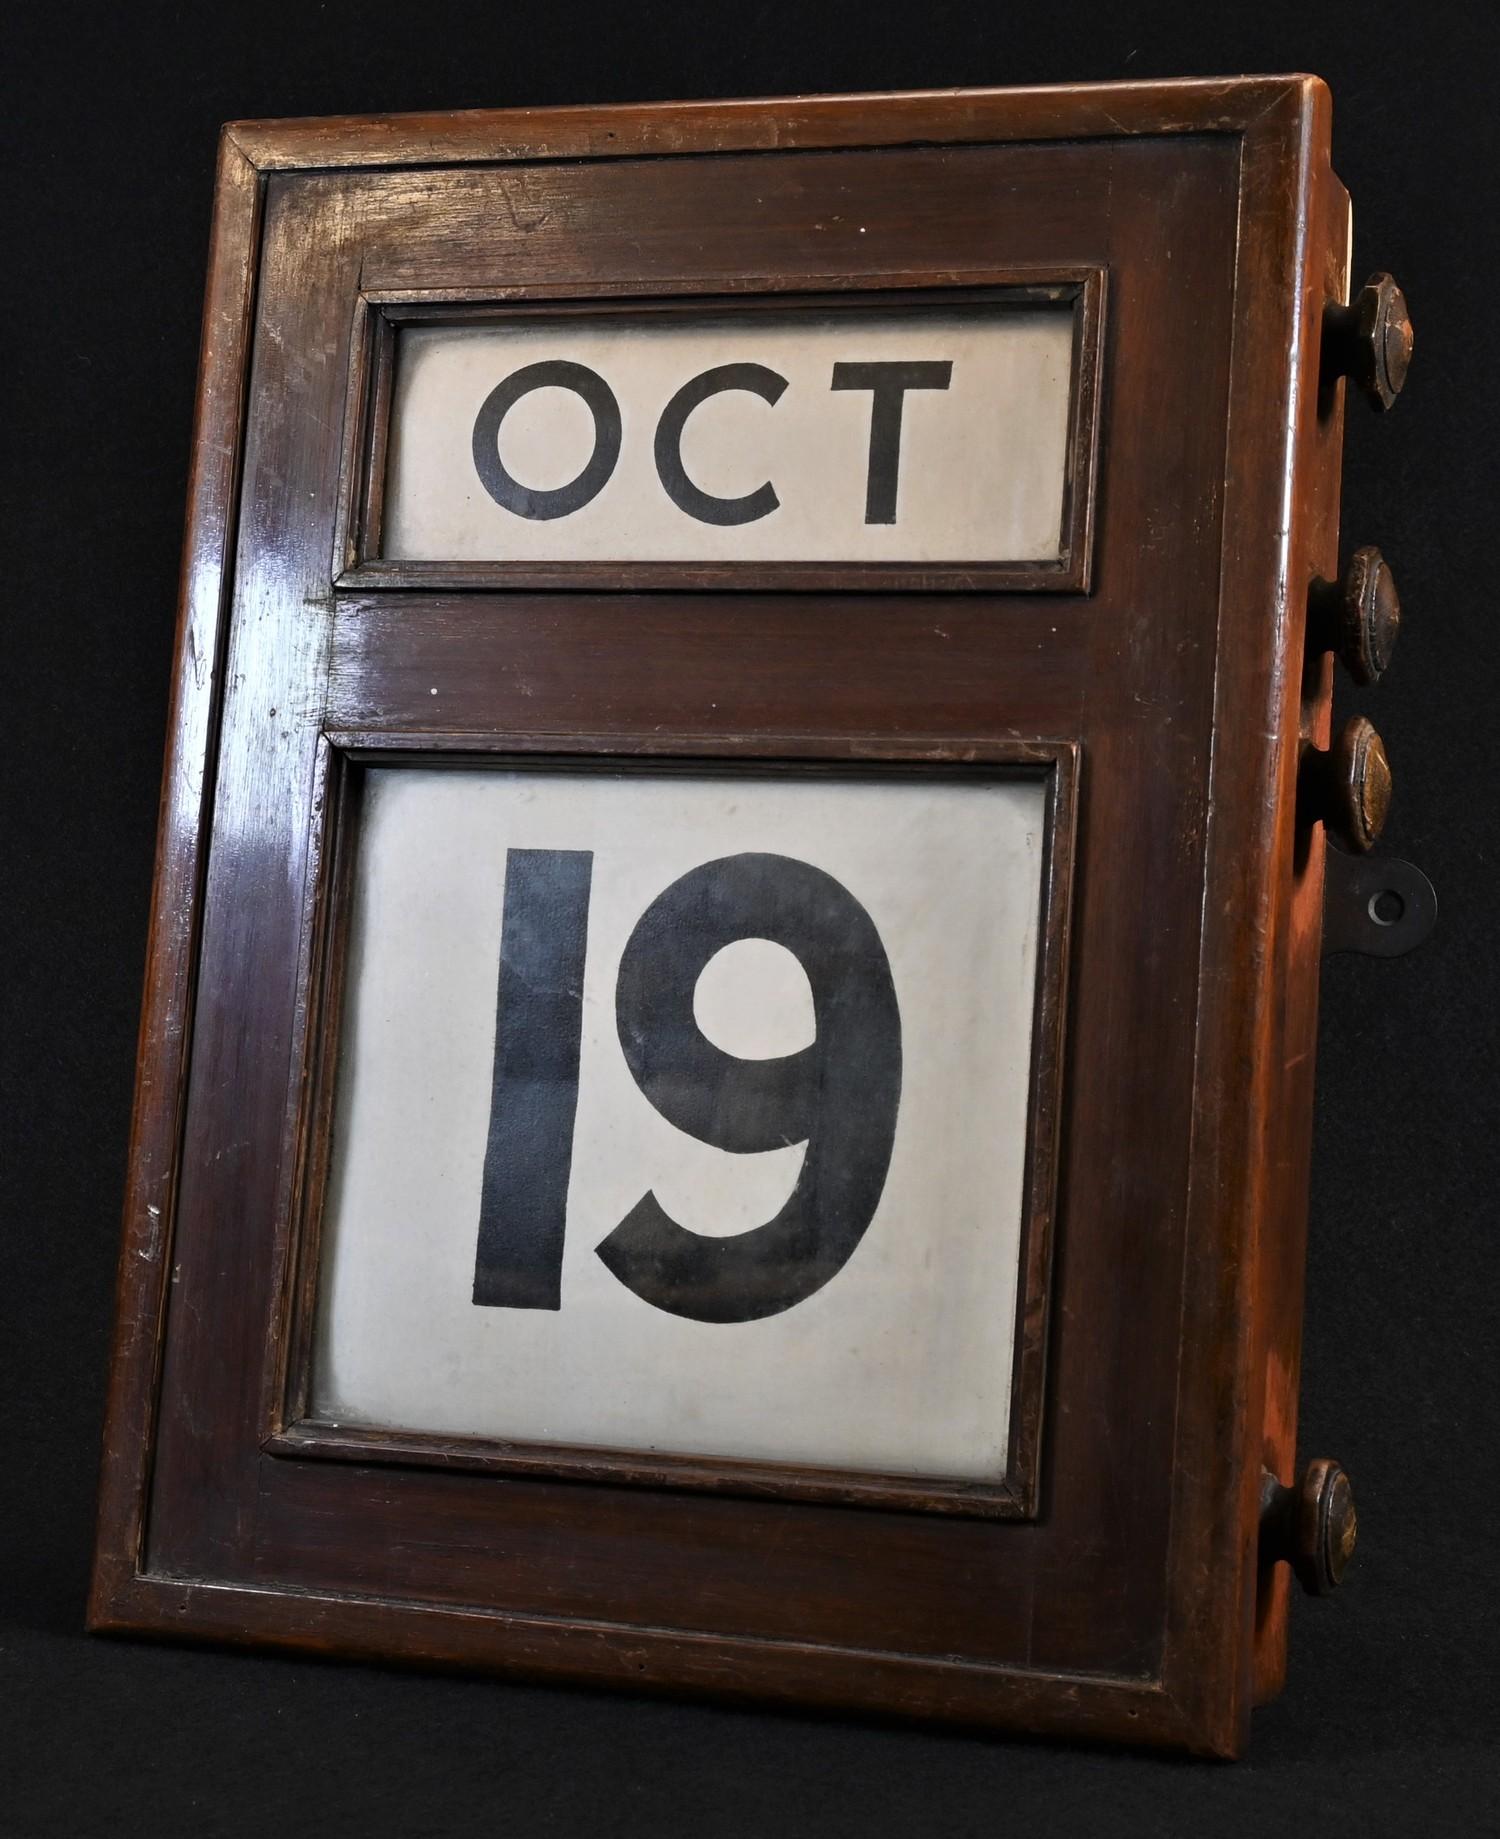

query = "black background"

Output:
[[4, 3, 1497, 1832]]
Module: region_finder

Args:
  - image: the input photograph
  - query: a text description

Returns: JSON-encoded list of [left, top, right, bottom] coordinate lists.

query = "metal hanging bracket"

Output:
[[1323, 844, 1437, 958]]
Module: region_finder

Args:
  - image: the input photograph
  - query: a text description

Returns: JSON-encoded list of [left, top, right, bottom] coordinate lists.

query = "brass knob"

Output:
[[1301, 717, 1392, 853], [1261, 1460, 1358, 1596], [1309, 547, 1402, 685], [1322, 272, 1414, 411]]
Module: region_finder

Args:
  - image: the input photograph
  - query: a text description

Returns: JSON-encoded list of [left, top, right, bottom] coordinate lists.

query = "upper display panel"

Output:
[[378, 300, 1078, 569]]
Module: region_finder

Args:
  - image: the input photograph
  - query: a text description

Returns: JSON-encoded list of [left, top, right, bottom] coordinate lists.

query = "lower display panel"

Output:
[[311, 762, 1056, 1493]]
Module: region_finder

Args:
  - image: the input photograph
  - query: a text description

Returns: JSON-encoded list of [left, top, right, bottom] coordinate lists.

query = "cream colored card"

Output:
[[383, 307, 1074, 564], [314, 766, 1047, 1479]]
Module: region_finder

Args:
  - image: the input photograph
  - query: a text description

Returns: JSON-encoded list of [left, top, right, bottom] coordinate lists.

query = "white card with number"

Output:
[[313, 765, 1046, 1480]]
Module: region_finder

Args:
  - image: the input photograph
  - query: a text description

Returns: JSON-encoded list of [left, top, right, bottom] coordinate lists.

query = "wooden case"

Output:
[[90, 77, 1356, 1756]]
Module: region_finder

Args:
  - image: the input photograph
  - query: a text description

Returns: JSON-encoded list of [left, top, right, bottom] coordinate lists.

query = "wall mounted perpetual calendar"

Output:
[[90, 78, 1431, 1756]]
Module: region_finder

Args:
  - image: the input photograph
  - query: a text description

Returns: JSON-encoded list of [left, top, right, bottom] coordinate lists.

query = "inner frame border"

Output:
[[333, 272, 1106, 595], [265, 730, 1079, 1520]]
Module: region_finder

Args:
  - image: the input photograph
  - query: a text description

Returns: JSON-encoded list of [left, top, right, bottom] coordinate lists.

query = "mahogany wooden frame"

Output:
[[336, 273, 1106, 593], [265, 736, 1077, 1520], [90, 78, 1353, 1758]]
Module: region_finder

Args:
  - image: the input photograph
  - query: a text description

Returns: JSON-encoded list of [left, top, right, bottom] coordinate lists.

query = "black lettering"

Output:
[[654, 363, 787, 526], [598, 853, 902, 1323], [830, 360, 952, 524], [471, 361, 621, 520], [472, 849, 594, 1309]]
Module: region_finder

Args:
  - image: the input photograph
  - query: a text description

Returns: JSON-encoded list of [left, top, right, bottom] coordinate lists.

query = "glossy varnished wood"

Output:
[[90, 78, 1349, 1756], [90, 130, 264, 1608]]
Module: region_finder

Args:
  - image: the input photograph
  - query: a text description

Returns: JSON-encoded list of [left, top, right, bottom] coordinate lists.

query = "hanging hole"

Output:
[[1368, 888, 1405, 926]]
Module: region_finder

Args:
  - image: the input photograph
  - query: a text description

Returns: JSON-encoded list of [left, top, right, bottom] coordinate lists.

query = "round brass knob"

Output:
[[1310, 546, 1402, 685], [1260, 1460, 1358, 1596], [1301, 717, 1392, 853], [1296, 1460, 1358, 1596], [1323, 272, 1414, 411]]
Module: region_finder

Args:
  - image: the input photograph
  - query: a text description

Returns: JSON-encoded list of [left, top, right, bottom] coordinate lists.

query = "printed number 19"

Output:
[[473, 849, 903, 1324]]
